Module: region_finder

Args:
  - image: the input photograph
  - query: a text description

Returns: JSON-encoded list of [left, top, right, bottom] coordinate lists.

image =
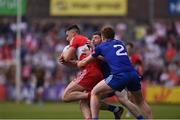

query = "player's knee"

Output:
[[91, 89, 102, 97], [61, 92, 71, 102]]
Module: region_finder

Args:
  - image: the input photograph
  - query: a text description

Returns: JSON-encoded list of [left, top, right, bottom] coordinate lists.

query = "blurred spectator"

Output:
[[33, 64, 45, 104], [165, 42, 177, 64], [115, 23, 127, 40], [160, 64, 179, 87], [0, 20, 179, 102]]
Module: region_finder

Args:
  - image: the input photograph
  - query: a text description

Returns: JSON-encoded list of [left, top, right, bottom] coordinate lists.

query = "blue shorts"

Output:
[[105, 71, 141, 91]]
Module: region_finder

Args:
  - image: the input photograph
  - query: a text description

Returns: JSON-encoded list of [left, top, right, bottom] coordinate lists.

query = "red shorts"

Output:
[[73, 68, 103, 91]]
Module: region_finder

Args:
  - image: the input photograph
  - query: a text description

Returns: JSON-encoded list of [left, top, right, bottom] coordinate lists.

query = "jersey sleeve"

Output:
[[69, 36, 80, 48], [92, 46, 101, 58]]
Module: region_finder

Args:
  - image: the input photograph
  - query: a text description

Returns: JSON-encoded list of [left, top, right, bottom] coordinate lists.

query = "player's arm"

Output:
[[62, 60, 78, 67], [63, 36, 80, 62], [78, 45, 101, 68], [58, 52, 78, 67], [77, 55, 95, 68]]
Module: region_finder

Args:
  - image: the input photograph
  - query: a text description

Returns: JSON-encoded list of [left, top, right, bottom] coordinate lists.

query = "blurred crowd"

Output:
[[0, 20, 180, 102]]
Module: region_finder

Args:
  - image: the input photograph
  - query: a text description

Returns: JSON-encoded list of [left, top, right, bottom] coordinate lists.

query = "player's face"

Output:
[[66, 30, 76, 42], [92, 35, 102, 46]]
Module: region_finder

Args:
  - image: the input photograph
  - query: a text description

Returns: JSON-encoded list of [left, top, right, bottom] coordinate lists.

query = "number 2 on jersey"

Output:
[[113, 44, 127, 56]]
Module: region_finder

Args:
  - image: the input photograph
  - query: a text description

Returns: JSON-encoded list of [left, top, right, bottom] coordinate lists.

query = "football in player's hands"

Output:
[[58, 45, 69, 64], [62, 45, 70, 55]]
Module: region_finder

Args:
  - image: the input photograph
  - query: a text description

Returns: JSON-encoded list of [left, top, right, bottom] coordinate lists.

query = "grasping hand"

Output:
[[82, 48, 92, 56], [58, 53, 65, 64]]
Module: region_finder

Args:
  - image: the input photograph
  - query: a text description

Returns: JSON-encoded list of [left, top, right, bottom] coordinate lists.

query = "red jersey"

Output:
[[129, 54, 143, 75], [69, 35, 88, 60], [69, 35, 100, 70], [69, 35, 103, 90], [130, 54, 141, 65]]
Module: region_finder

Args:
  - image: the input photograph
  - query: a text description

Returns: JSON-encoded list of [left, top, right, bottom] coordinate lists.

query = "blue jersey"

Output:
[[99, 60, 111, 78], [92, 39, 135, 75]]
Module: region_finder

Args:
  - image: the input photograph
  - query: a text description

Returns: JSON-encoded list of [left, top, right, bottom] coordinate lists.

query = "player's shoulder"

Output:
[[96, 42, 105, 49], [74, 35, 88, 40], [113, 39, 124, 44], [100, 39, 118, 46], [70, 35, 88, 46], [112, 40, 126, 47]]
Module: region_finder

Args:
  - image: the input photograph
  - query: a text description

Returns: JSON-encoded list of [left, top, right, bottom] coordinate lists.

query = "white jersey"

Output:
[[76, 44, 89, 60]]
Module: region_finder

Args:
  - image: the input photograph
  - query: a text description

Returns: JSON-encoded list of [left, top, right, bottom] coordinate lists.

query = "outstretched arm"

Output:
[[77, 44, 101, 68], [77, 55, 95, 68]]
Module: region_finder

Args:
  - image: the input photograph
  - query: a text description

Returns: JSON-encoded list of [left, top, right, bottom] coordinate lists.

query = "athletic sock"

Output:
[[107, 105, 119, 112], [136, 115, 144, 120]]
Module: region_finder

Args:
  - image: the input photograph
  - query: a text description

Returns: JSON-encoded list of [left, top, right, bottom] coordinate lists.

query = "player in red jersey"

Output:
[[59, 25, 123, 119], [126, 42, 143, 76], [60, 25, 103, 101]]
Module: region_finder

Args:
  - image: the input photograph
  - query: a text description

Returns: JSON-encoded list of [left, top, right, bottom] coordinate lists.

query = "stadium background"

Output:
[[0, 0, 180, 119]]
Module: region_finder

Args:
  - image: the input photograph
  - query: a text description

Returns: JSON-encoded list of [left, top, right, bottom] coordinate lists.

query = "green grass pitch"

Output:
[[0, 102, 180, 119]]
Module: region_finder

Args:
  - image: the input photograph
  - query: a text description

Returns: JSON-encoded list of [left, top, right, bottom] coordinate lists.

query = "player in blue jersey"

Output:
[[89, 31, 152, 119], [78, 27, 153, 119]]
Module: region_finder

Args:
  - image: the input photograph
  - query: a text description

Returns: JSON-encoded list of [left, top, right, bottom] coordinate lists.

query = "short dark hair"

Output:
[[66, 24, 80, 34], [101, 27, 115, 39], [92, 31, 101, 36], [126, 42, 134, 48]]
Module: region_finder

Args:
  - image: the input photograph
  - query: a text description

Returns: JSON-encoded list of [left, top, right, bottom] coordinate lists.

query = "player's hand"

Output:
[[58, 53, 65, 64], [82, 48, 92, 56], [86, 39, 94, 48]]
